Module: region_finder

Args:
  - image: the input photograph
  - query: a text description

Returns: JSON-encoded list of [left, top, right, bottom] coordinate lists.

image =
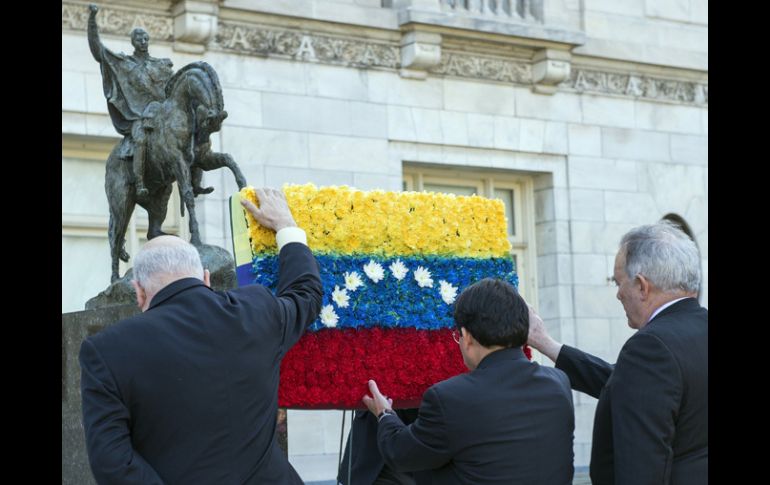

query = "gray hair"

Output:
[[132, 240, 203, 294], [620, 221, 701, 294]]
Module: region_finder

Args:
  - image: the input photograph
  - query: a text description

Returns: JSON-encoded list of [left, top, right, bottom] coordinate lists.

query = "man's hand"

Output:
[[527, 304, 563, 363], [362, 380, 393, 417], [241, 188, 297, 232]]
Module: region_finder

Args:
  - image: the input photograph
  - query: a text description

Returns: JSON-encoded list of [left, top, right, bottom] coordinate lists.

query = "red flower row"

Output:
[[279, 327, 532, 409]]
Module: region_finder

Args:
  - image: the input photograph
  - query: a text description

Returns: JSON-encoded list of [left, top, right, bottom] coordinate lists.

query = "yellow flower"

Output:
[[239, 184, 511, 257]]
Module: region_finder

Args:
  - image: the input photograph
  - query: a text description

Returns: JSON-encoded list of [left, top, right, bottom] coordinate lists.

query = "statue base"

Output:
[[65, 244, 240, 482], [85, 244, 237, 310], [62, 304, 141, 485]]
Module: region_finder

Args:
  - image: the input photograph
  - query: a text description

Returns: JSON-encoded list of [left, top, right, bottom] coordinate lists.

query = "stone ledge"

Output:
[[398, 8, 586, 46]]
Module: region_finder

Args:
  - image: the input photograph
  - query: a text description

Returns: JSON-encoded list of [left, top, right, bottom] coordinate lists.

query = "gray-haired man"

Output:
[[527, 221, 707, 485], [79, 188, 322, 484]]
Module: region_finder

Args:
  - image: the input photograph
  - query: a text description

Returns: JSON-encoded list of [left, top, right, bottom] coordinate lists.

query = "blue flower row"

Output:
[[246, 254, 518, 331]]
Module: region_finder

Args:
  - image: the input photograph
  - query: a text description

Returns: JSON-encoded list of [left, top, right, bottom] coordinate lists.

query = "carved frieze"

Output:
[[569, 68, 707, 106], [431, 52, 532, 84], [216, 22, 399, 69], [62, 3, 707, 105], [62, 3, 173, 42]]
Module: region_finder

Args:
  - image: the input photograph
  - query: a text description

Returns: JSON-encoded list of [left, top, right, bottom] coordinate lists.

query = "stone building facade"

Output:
[[62, 0, 707, 481]]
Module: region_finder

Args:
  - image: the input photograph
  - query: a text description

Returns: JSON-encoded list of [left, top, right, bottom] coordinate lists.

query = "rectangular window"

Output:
[[423, 183, 478, 197], [493, 188, 515, 236]]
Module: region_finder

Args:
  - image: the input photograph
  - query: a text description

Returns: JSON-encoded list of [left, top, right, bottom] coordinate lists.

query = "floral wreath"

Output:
[[238, 184, 524, 408]]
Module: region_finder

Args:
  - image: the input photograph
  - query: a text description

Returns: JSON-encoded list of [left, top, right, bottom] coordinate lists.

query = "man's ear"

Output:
[[203, 269, 211, 288], [637, 274, 652, 300], [131, 280, 147, 310], [460, 327, 473, 351]]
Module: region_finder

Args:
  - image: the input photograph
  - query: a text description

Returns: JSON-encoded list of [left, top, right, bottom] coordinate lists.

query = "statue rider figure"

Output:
[[87, 4, 173, 198]]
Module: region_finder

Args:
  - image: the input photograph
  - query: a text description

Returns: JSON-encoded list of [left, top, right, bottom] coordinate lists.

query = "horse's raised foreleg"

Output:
[[194, 151, 247, 191], [191, 166, 214, 196], [220, 153, 247, 189], [226, 153, 247, 189]]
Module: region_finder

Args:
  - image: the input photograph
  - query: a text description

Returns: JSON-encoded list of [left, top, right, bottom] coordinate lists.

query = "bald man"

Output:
[[79, 188, 323, 485]]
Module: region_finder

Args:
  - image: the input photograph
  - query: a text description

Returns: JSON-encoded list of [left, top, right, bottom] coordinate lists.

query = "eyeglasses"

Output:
[[452, 329, 461, 344]]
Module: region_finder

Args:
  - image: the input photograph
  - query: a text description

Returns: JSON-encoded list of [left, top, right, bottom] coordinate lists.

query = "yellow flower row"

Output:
[[240, 184, 511, 258]]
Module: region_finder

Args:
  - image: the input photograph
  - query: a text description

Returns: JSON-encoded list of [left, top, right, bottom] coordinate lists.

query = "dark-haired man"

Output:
[[362, 278, 575, 485]]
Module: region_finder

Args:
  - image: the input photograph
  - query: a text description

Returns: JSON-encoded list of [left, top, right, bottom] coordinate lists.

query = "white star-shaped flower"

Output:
[[332, 285, 350, 308], [344, 271, 364, 291], [319, 305, 339, 328], [438, 280, 458, 305], [389, 259, 409, 281], [414, 266, 433, 288], [363, 260, 385, 283]]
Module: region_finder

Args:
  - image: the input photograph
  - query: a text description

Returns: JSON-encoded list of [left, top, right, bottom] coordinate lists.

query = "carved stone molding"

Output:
[[430, 51, 532, 84], [532, 48, 571, 95], [400, 30, 442, 80], [568, 68, 708, 106], [62, 3, 173, 42], [215, 22, 400, 69], [62, 4, 706, 106], [172, 0, 219, 54], [438, 0, 545, 24]]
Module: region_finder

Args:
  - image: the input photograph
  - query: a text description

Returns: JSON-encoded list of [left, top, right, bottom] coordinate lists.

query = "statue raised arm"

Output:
[[87, 4, 104, 63]]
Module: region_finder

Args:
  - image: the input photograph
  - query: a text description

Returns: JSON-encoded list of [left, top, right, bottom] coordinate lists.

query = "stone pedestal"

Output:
[[62, 244, 288, 483], [86, 244, 236, 310], [62, 304, 140, 485]]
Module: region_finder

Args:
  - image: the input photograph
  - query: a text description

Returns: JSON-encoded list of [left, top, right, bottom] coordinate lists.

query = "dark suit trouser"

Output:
[[374, 466, 416, 485]]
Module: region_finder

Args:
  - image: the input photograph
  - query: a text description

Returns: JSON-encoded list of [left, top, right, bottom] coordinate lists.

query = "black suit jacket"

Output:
[[376, 347, 575, 485], [79, 242, 322, 484], [337, 409, 431, 485], [556, 297, 708, 485]]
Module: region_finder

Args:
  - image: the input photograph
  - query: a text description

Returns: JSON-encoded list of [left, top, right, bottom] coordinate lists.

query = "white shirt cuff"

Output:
[[275, 226, 307, 251]]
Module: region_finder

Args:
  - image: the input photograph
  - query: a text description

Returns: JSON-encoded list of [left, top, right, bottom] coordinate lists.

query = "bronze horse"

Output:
[[105, 61, 246, 282]]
